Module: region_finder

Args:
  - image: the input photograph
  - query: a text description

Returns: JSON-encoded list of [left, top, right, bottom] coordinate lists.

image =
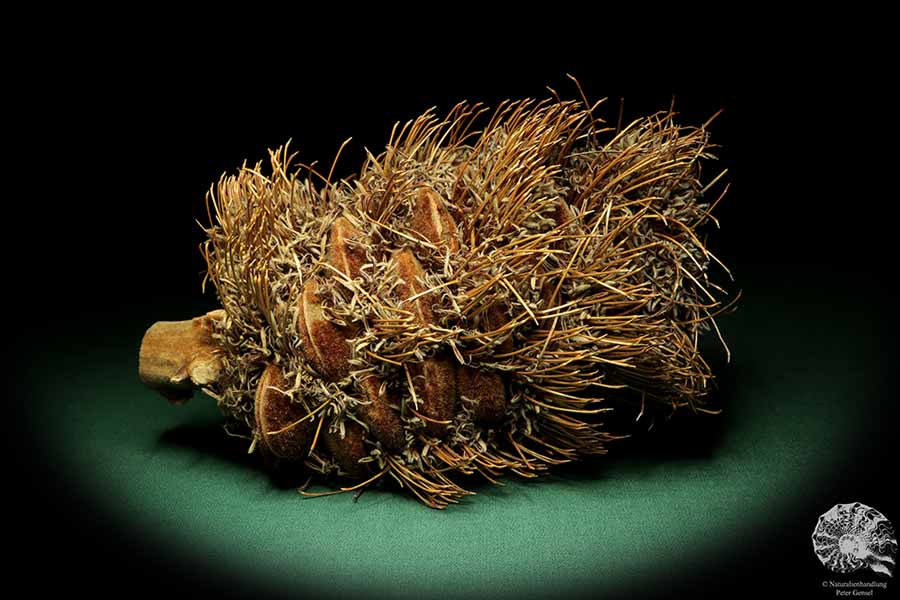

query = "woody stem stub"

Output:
[[138, 309, 225, 404]]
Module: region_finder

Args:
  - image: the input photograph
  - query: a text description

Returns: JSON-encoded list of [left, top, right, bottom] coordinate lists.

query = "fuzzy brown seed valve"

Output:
[[411, 354, 458, 437], [296, 280, 352, 381], [328, 216, 367, 279], [254, 364, 313, 459], [357, 376, 405, 450], [457, 366, 507, 425], [481, 303, 515, 355], [409, 187, 460, 252], [324, 420, 368, 478], [391, 248, 433, 325]]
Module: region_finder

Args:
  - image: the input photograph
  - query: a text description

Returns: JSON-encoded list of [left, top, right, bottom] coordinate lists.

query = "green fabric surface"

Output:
[[27, 273, 890, 599]]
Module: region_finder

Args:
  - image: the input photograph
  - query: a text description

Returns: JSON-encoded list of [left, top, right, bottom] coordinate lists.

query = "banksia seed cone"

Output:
[[139, 92, 734, 508]]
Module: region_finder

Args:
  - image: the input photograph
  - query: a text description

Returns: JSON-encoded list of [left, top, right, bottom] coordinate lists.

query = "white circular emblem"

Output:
[[812, 502, 897, 576]]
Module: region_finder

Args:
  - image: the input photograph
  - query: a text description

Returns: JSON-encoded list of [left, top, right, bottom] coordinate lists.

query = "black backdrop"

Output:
[[12, 24, 897, 600]]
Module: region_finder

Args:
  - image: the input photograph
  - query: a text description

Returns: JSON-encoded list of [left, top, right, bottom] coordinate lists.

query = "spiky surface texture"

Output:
[[200, 97, 732, 507]]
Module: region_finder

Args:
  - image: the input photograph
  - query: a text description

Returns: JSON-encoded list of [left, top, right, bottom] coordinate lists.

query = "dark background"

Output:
[[12, 25, 896, 600]]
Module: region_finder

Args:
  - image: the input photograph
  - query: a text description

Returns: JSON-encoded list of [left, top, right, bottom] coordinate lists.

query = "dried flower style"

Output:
[[139, 87, 735, 508]]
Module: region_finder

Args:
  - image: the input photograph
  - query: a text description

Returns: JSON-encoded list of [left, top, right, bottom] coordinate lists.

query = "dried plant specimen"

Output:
[[139, 88, 735, 508]]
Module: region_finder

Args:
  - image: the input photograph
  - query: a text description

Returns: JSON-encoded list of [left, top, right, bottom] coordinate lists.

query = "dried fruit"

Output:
[[296, 279, 352, 381], [254, 364, 312, 461], [138, 89, 735, 508]]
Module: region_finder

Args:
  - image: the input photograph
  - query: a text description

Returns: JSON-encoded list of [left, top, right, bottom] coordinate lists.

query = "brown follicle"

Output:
[[553, 198, 578, 234], [138, 309, 226, 404], [254, 364, 312, 459], [391, 248, 434, 326], [357, 375, 405, 450], [328, 215, 367, 279], [457, 366, 507, 425], [296, 279, 352, 381], [324, 420, 368, 478], [409, 187, 460, 252], [481, 303, 515, 355], [410, 353, 458, 438]]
